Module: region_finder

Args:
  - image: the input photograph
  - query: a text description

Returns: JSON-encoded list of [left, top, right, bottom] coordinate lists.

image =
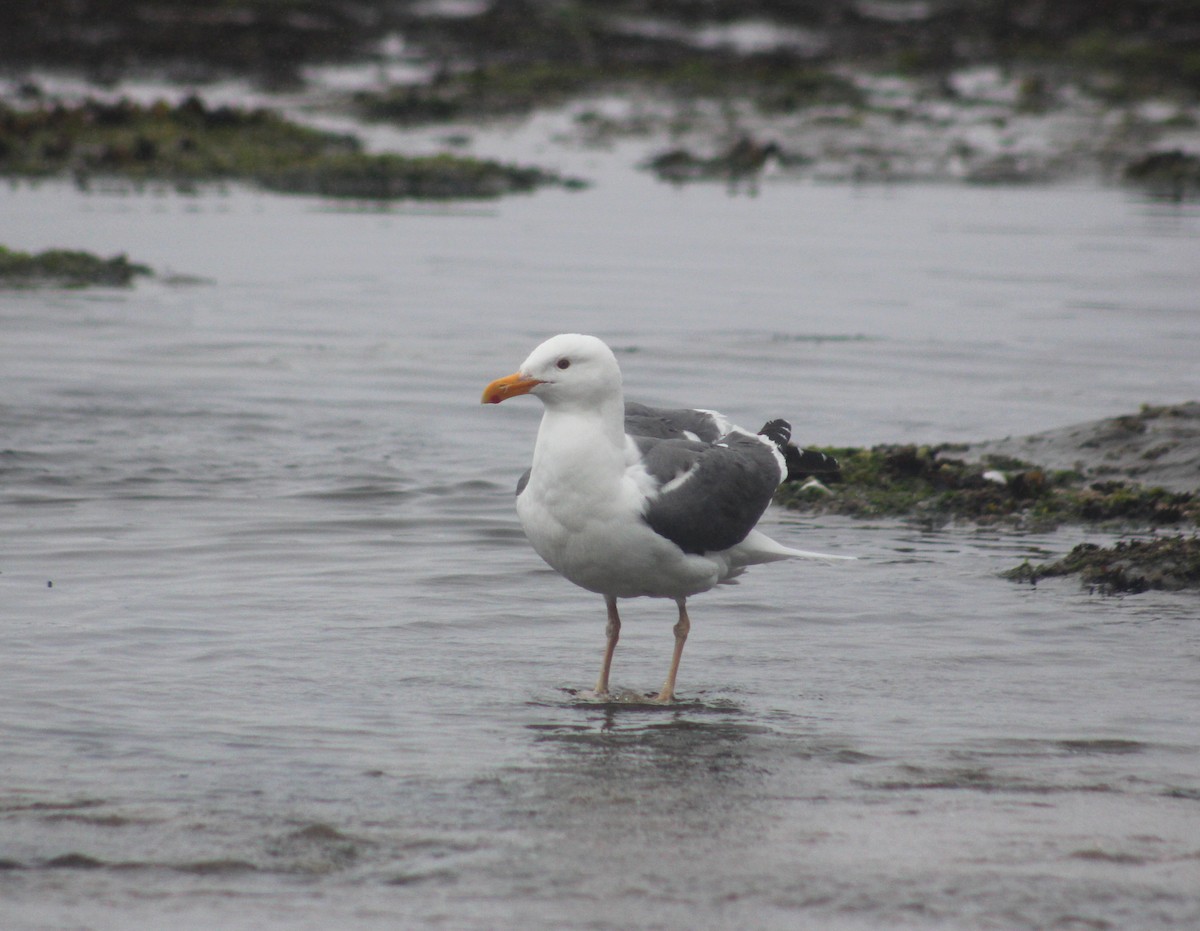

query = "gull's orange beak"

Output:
[[481, 372, 544, 404]]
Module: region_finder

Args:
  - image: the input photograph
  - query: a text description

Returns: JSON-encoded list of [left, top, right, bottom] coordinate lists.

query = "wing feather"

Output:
[[635, 432, 784, 555]]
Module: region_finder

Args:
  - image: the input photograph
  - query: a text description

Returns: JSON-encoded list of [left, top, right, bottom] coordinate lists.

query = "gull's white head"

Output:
[[481, 334, 622, 409]]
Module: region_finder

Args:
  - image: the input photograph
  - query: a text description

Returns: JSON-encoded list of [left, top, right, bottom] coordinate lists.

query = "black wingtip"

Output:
[[784, 446, 842, 483], [758, 419, 792, 451]]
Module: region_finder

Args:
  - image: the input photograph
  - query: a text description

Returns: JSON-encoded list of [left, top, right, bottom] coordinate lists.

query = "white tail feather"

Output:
[[730, 529, 856, 566]]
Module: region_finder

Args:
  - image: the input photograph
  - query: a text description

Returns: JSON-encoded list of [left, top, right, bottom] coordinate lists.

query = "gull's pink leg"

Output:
[[594, 595, 621, 696], [654, 598, 690, 703]]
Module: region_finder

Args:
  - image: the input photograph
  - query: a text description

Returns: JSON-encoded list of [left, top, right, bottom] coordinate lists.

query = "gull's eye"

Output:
[[556, 358, 570, 370]]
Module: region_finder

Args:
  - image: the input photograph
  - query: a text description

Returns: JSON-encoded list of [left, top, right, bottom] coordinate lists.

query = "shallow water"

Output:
[[2, 173, 1199, 929]]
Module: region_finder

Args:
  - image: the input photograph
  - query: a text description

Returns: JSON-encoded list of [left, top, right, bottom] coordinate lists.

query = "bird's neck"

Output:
[[531, 394, 627, 478]]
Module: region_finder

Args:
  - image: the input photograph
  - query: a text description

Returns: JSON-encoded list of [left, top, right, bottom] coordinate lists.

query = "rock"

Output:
[[962, 404, 1200, 495], [1006, 536, 1200, 594]]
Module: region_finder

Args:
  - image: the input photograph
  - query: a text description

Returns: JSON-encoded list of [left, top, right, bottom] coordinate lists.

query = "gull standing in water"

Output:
[[482, 333, 849, 702]]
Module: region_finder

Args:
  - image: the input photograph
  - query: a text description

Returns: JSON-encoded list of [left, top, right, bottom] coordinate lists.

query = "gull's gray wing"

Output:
[[624, 401, 726, 444], [635, 430, 785, 555], [627, 400, 839, 483]]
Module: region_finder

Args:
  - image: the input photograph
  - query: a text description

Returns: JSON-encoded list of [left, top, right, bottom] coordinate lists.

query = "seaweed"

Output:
[[354, 57, 862, 127], [0, 96, 359, 183], [0, 96, 580, 199], [0, 246, 151, 288], [1123, 150, 1200, 202], [1005, 536, 1200, 594], [778, 444, 1199, 530], [3, 1, 1199, 102], [257, 151, 577, 200], [0, 0, 386, 87]]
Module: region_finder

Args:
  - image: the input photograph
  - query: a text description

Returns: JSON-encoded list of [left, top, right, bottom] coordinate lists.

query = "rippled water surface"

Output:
[[2, 174, 1199, 929]]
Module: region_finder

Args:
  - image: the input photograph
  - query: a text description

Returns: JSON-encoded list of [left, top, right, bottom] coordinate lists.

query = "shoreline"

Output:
[[782, 403, 1200, 527], [2, 2, 1198, 199], [780, 403, 1200, 593]]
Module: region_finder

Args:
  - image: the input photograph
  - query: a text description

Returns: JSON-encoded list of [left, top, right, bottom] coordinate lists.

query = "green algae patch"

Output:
[[5, 0, 1200, 106], [1005, 536, 1200, 594], [0, 96, 578, 199], [0, 96, 356, 183], [0, 246, 151, 288], [778, 444, 1199, 530], [1123, 150, 1200, 202], [257, 151, 576, 200], [0, 0, 384, 87], [356, 62, 603, 124], [356, 58, 862, 126]]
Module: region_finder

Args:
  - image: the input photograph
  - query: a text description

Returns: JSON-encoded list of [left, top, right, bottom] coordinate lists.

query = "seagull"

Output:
[[481, 333, 849, 702]]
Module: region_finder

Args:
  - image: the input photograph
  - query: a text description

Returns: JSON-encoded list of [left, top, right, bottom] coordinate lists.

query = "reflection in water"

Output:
[[525, 700, 767, 814], [530, 701, 766, 792], [499, 704, 783, 918]]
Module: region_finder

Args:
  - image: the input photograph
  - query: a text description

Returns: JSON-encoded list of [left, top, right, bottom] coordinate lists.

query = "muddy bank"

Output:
[[3, 2, 1199, 194], [344, 1, 1200, 192], [350, 4, 1200, 192], [8, 1, 1198, 100], [780, 404, 1200, 530], [961, 403, 1200, 495]]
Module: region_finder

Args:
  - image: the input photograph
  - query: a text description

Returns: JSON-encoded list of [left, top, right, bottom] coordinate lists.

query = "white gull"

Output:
[[482, 333, 850, 702]]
